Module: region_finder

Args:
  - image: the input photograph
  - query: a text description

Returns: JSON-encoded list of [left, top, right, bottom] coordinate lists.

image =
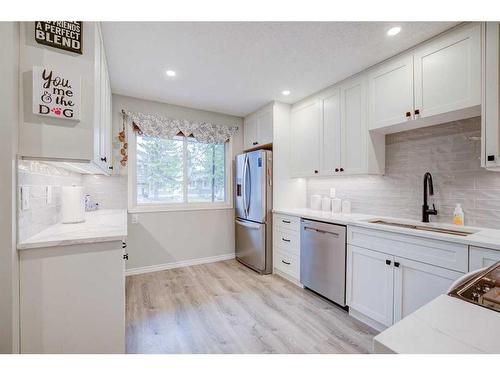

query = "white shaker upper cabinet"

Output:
[[320, 88, 341, 175], [243, 105, 273, 150], [413, 23, 481, 120], [368, 54, 414, 131], [290, 100, 321, 177], [340, 76, 369, 175], [257, 109, 273, 146], [243, 115, 258, 150]]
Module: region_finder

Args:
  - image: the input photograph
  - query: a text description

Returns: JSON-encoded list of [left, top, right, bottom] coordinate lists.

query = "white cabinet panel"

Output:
[[347, 245, 394, 327], [243, 116, 258, 150], [20, 241, 125, 353], [274, 249, 300, 280], [393, 257, 463, 323], [257, 109, 273, 146], [368, 54, 414, 130], [341, 77, 367, 174], [470, 246, 500, 271], [482, 22, 500, 170], [290, 100, 321, 177], [321, 88, 341, 175], [414, 24, 481, 119]]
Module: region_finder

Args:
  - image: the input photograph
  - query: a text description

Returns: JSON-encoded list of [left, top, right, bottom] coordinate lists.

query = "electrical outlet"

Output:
[[131, 214, 139, 224], [20, 186, 30, 210], [45, 186, 52, 205]]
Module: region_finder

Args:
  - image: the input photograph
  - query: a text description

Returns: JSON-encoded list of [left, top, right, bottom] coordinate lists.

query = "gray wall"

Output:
[[0, 22, 20, 353], [308, 117, 500, 229], [112, 94, 243, 270]]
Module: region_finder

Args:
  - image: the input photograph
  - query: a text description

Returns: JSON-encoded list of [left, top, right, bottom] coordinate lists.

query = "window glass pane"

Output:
[[136, 134, 184, 204], [186, 138, 225, 203]]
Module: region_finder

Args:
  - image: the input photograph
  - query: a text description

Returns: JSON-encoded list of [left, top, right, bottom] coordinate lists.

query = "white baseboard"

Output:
[[125, 253, 235, 276]]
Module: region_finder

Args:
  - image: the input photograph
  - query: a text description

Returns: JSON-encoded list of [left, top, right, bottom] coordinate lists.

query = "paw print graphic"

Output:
[[51, 107, 62, 116]]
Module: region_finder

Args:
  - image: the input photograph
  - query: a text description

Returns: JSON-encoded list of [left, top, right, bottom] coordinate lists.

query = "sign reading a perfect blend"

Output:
[[33, 66, 81, 120], [35, 21, 82, 54]]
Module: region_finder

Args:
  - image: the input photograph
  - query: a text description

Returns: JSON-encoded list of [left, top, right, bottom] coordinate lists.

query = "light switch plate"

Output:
[[131, 214, 139, 224], [21, 186, 30, 210]]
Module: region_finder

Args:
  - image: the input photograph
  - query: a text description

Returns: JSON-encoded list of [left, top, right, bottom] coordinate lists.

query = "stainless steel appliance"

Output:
[[235, 150, 272, 274], [300, 219, 347, 306], [449, 261, 500, 313]]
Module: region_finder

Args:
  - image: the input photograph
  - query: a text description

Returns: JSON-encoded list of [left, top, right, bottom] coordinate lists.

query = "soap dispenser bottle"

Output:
[[453, 204, 464, 226]]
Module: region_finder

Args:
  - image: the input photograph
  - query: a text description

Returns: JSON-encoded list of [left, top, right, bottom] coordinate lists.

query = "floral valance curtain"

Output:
[[123, 110, 239, 144]]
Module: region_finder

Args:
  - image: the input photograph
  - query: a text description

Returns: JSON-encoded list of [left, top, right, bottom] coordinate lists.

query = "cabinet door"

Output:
[[20, 242, 125, 353], [290, 100, 321, 177], [414, 24, 481, 119], [347, 245, 394, 327], [341, 76, 367, 174], [243, 115, 258, 150], [321, 89, 341, 175], [99, 49, 109, 169], [393, 257, 463, 323], [368, 54, 414, 130], [256, 109, 273, 146], [470, 246, 500, 271]]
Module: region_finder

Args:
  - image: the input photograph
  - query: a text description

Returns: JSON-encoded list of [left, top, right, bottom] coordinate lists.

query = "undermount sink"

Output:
[[368, 219, 477, 236]]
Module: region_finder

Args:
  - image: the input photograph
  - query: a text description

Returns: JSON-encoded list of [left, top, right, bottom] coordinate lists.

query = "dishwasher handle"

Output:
[[303, 225, 340, 238]]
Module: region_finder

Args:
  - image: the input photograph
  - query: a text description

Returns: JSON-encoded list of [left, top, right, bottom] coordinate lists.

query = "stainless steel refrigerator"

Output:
[[235, 150, 273, 274]]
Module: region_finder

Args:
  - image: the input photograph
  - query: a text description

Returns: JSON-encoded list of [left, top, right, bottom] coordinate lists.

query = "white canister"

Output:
[[342, 200, 352, 214], [61, 185, 85, 224], [331, 198, 342, 213], [310, 194, 322, 210], [321, 197, 331, 212]]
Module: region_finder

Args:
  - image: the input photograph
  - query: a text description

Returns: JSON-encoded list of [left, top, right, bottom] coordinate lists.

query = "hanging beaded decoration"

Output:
[[119, 113, 128, 167]]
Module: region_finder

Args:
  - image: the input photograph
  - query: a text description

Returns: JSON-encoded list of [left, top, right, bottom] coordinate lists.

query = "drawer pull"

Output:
[[282, 220, 291, 224], [282, 238, 291, 242], [281, 260, 291, 265], [386, 259, 391, 265]]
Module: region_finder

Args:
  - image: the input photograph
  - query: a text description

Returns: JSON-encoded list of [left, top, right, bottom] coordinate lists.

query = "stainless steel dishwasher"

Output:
[[300, 219, 347, 306]]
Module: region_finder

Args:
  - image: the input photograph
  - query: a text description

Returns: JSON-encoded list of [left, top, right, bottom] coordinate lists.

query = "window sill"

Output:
[[128, 203, 234, 214]]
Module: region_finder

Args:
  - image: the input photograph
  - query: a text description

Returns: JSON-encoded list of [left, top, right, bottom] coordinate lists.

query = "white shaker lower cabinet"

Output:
[[346, 226, 466, 331], [19, 241, 125, 353], [392, 257, 463, 323], [273, 213, 301, 283], [469, 246, 500, 271], [346, 245, 394, 329]]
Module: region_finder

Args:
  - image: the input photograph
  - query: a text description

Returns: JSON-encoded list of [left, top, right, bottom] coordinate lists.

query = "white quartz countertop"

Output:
[[18, 209, 128, 250], [373, 295, 500, 353], [273, 208, 500, 251]]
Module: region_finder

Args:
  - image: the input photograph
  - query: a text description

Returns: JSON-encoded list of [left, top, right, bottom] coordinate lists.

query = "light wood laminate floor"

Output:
[[126, 259, 376, 354]]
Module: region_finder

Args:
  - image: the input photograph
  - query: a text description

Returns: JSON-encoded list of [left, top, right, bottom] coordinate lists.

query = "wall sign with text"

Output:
[[35, 21, 83, 54], [33, 66, 81, 120]]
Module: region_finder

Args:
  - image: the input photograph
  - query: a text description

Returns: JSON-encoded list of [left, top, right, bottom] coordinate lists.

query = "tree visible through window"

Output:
[[136, 134, 226, 205]]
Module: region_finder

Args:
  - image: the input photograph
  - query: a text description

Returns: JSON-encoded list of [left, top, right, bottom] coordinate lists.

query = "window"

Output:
[[129, 133, 232, 212]]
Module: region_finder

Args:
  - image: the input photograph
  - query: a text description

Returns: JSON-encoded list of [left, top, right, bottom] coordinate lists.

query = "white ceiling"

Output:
[[101, 22, 458, 117]]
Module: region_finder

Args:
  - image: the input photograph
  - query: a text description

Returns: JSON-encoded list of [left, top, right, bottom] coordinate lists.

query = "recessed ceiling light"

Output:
[[166, 70, 176, 77], [387, 27, 401, 36], [282, 90, 291, 96]]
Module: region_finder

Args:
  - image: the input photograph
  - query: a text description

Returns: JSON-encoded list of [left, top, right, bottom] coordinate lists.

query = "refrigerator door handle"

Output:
[[242, 154, 248, 218], [235, 218, 261, 230], [245, 155, 251, 216]]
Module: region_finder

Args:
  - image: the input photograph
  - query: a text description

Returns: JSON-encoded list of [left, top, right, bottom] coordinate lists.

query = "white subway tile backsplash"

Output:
[[307, 117, 500, 229]]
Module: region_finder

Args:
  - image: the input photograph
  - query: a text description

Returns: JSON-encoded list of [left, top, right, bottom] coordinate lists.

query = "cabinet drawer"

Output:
[[274, 250, 300, 280], [273, 227, 299, 255], [348, 226, 468, 272], [274, 214, 300, 232]]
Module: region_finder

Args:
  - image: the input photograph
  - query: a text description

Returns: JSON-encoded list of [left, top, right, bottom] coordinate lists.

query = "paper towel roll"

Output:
[[61, 185, 85, 224], [310, 194, 322, 211]]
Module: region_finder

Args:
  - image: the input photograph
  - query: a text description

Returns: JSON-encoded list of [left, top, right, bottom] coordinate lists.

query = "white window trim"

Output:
[[127, 125, 233, 213]]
